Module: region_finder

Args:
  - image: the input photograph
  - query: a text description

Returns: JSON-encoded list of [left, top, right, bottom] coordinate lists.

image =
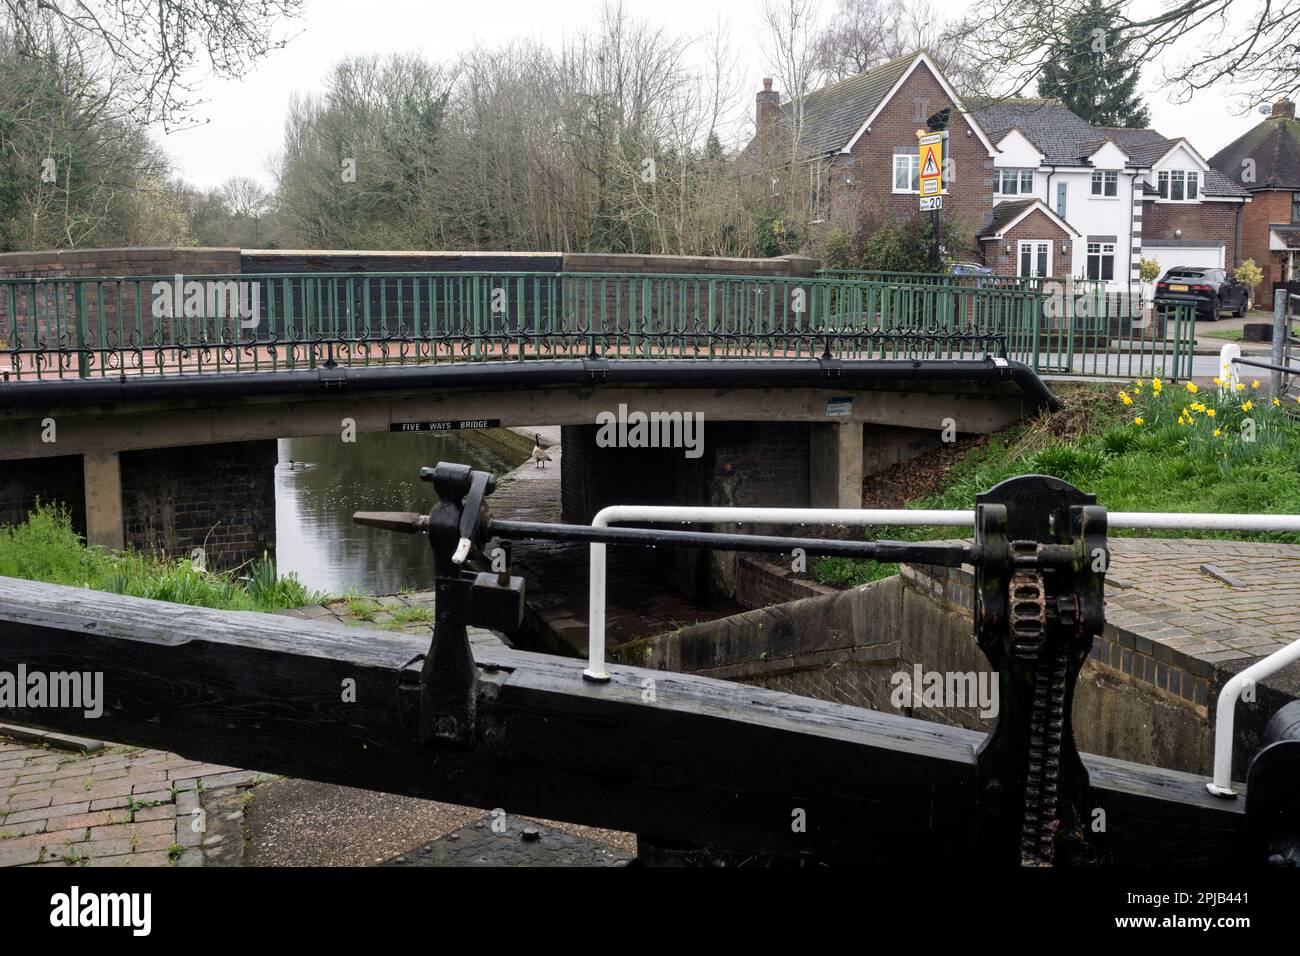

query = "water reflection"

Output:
[[275, 430, 522, 595]]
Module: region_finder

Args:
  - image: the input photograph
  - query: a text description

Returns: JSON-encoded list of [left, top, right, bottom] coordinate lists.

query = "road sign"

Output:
[[919, 196, 943, 211], [918, 131, 943, 196]]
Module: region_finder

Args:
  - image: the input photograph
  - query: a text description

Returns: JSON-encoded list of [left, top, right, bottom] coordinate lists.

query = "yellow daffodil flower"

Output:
[[1185, 382, 1198, 393], [1133, 417, 1144, 426], [1206, 408, 1216, 418]]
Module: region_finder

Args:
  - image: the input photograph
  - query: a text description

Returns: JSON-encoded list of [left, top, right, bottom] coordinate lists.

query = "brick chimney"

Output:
[[1272, 98, 1296, 120], [756, 78, 780, 158]]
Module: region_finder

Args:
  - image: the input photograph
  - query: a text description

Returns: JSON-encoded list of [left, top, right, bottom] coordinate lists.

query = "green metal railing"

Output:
[[0, 270, 1194, 382]]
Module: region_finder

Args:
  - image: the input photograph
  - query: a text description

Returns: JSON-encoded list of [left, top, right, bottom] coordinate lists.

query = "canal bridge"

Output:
[[0, 254, 1197, 568]]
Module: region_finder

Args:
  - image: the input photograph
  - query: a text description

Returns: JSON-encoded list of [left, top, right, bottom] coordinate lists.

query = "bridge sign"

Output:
[[391, 419, 502, 432], [918, 131, 943, 197]]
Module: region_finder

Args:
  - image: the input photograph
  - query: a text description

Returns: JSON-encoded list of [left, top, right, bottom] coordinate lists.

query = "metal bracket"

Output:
[[817, 356, 842, 380], [582, 356, 609, 383]]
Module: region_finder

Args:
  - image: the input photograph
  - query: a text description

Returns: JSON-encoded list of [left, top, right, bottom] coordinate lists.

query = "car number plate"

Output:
[[1170, 284, 1189, 291]]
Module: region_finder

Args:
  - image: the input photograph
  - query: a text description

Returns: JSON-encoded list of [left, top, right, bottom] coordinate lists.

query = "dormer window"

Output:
[[1090, 171, 1118, 197], [1157, 170, 1199, 201], [995, 169, 1034, 196]]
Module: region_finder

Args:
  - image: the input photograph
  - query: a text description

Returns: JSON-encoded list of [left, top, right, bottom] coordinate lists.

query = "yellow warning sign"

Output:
[[918, 131, 943, 197]]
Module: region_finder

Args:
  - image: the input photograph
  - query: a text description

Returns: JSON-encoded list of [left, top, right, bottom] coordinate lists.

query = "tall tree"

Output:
[[1036, 0, 1150, 127], [958, 0, 1299, 108]]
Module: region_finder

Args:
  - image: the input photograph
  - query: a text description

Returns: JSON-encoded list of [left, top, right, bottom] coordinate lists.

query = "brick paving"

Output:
[[1104, 537, 1300, 662], [0, 737, 261, 868]]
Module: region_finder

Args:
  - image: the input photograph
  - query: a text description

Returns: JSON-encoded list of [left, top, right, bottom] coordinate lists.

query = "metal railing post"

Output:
[[1272, 288, 1287, 398]]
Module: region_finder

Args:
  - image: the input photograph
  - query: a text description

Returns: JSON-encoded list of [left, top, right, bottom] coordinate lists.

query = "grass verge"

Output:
[[813, 379, 1300, 587], [0, 504, 321, 612]]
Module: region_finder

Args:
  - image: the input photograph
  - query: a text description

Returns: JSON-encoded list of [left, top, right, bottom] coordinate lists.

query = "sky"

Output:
[[158, 0, 1275, 191]]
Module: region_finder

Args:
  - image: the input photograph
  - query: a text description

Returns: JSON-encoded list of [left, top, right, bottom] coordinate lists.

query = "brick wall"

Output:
[[1240, 189, 1294, 288], [1142, 200, 1243, 266], [829, 61, 995, 257], [0, 455, 85, 536], [733, 555, 836, 608], [120, 441, 277, 570], [0, 247, 241, 280], [986, 209, 1071, 278]]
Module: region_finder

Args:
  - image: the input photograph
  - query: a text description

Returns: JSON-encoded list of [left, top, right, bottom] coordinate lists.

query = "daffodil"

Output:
[[1185, 382, 1198, 393], [1252, 379, 1260, 389], [1133, 417, 1144, 426], [1120, 391, 1133, 406], [1213, 428, 1221, 437], [1206, 408, 1216, 418], [1242, 400, 1254, 412], [1274, 398, 1282, 407], [1212, 377, 1222, 387], [1152, 378, 1163, 394], [1235, 382, 1246, 391]]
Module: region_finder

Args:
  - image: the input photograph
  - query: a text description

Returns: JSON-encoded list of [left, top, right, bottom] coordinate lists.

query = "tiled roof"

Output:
[[1210, 115, 1300, 192], [968, 98, 1100, 165], [765, 53, 921, 160], [970, 99, 1248, 197], [974, 198, 1075, 239]]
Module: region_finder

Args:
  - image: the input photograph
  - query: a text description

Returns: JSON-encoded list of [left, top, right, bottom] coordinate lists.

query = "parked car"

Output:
[[1154, 267, 1249, 321]]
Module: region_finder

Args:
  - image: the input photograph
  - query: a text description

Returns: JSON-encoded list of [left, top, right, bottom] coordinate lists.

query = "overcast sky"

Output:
[[159, 0, 1273, 191]]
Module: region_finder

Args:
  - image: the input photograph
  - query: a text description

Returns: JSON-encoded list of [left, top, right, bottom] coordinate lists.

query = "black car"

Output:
[[1154, 267, 1249, 321]]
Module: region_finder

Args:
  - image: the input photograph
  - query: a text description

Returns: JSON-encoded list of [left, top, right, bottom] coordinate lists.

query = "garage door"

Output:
[[1145, 244, 1225, 279]]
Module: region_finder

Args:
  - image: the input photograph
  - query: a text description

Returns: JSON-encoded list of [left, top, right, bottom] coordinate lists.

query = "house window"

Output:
[[1086, 241, 1116, 280], [1018, 240, 1052, 278], [1291, 194, 1299, 222], [892, 154, 919, 193], [1157, 170, 1200, 201], [1090, 171, 1118, 197], [1056, 182, 1067, 218], [996, 169, 1035, 196]]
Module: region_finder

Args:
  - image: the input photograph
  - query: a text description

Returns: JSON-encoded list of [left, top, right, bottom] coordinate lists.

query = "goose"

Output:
[[531, 434, 553, 469]]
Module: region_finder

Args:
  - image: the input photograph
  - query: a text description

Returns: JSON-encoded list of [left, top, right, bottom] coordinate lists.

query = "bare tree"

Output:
[[3, 0, 304, 125], [762, 0, 823, 168], [815, 0, 988, 92], [955, 0, 1300, 106]]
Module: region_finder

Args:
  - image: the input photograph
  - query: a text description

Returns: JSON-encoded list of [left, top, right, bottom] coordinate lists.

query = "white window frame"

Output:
[[892, 154, 920, 194], [1090, 170, 1119, 198], [1086, 241, 1117, 281], [1017, 240, 1052, 278], [1157, 169, 1200, 202], [995, 168, 1035, 197]]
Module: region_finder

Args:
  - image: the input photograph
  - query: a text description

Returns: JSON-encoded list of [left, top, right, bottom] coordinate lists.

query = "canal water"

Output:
[[275, 430, 527, 596]]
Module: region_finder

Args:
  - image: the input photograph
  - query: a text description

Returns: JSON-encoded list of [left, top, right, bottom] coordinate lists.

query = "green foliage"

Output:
[[751, 209, 803, 258], [816, 383, 1300, 588], [0, 504, 319, 612], [1138, 257, 1161, 282], [1234, 259, 1264, 297], [1036, 0, 1150, 128], [850, 206, 972, 273], [819, 227, 856, 270]]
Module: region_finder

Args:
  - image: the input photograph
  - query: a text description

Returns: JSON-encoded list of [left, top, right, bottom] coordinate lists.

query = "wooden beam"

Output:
[[0, 577, 1243, 864]]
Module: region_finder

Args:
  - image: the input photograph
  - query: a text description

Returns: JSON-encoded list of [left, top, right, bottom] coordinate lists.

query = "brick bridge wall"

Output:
[[120, 441, 277, 570]]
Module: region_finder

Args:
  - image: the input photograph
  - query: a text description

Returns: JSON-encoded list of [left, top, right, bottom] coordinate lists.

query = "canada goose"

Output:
[[531, 434, 553, 469]]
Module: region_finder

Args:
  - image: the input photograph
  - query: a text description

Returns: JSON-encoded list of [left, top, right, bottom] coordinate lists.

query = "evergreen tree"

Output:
[[1036, 0, 1150, 128]]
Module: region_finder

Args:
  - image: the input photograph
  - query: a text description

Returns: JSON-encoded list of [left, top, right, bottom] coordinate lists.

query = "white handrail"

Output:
[[582, 503, 1300, 798], [1207, 641, 1300, 798]]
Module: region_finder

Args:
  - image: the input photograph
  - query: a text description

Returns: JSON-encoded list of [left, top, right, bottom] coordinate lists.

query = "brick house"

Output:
[[751, 52, 1249, 285], [1209, 99, 1300, 292]]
